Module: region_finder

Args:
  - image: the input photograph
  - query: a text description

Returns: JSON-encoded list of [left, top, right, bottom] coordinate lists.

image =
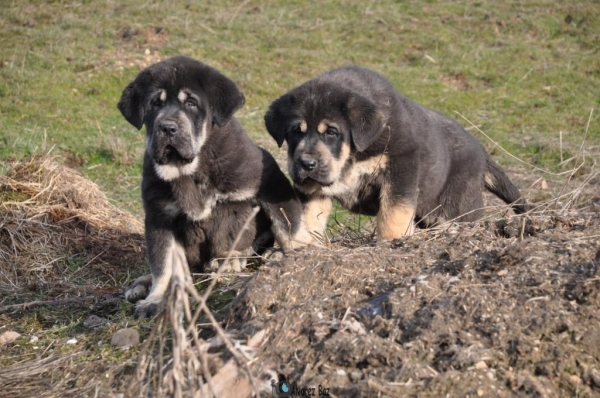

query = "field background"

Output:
[[1, 0, 599, 396], [1, 0, 598, 215]]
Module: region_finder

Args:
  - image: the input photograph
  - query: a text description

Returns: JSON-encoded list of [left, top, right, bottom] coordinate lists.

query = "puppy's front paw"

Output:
[[134, 299, 161, 319], [262, 247, 285, 262], [124, 274, 153, 303], [208, 257, 247, 273], [208, 249, 252, 273]]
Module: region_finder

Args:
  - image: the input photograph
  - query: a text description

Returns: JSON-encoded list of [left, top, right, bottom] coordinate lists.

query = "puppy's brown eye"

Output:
[[151, 98, 162, 108], [185, 100, 198, 110], [325, 127, 339, 137]]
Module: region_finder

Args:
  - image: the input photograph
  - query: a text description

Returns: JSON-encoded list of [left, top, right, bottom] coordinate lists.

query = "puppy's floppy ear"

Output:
[[204, 71, 245, 127], [264, 95, 292, 148], [117, 79, 146, 130], [346, 95, 385, 152]]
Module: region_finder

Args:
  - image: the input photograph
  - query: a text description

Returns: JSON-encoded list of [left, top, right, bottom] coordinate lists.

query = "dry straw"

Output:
[[0, 154, 145, 300]]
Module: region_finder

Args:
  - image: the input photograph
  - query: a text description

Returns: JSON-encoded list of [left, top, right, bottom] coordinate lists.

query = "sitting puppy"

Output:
[[118, 56, 313, 318], [264, 66, 529, 241]]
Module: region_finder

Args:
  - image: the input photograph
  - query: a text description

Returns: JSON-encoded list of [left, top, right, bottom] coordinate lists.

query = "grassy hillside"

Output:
[[1, 0, 598, 215]]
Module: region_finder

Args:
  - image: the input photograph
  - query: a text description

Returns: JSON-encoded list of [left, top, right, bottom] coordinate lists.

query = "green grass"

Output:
[[1, 0, 598, 216]]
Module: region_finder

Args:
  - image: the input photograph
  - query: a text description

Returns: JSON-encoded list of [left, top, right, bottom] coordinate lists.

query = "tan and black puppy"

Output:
[[265, 66, 529, 241], [118, 56, 313, 318]]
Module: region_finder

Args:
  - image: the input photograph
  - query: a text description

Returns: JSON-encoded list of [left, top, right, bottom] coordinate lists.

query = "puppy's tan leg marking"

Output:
[[303, 195, 332, 238], [377, 183, 415, 241], [272, 216, 321, 251], [271, 198, 329, 251], [377, 202, 415, 241]]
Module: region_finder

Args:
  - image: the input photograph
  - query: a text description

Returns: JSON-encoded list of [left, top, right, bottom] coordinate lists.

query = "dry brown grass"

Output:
[[0, 154, 145, 302]]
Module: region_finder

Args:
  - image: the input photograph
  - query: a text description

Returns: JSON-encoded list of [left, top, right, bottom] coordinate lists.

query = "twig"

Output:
[[228, 0, 251, 27], [0, 292, 121, 313]]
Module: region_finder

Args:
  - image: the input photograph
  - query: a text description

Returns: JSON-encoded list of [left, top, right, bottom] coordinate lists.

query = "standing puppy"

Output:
[[118, 56, 313, 318], [265, 66, 529, 241]]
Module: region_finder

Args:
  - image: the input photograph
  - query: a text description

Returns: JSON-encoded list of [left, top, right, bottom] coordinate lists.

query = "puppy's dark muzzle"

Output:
[[155, 145, 195, 165], [159, 121, 178, 137], [299, 158, 317, 171]]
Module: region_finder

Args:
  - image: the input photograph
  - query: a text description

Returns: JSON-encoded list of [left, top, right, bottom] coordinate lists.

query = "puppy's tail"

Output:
[[484, 157, 530, 214]]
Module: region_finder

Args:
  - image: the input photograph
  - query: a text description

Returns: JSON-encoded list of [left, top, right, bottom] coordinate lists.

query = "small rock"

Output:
[[83, 315, 109, 329], [569, 374, 581, 384], [0, 331, 21, 347], [111, 328, 140, 348], [29, 336, 39, 343], [66, 338, 78, 345], [349, 370, 363, 382], [540, 179, 548, 190], [477, 389, 485, 397], [122, 28, 135, 39], [344, 319, 367, 335], [475, 361, 488, 370]]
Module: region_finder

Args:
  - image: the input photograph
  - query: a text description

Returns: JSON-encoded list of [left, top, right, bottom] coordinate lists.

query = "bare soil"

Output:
[[227, 207, 600, 397]]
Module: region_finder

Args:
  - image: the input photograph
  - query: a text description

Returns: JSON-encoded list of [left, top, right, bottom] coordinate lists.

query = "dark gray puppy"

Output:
[[265, 66, 529, 241], [118, 56, 313, 318]]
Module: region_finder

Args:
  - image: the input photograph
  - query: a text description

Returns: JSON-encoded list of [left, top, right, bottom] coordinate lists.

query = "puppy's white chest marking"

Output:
[[186, 197, 216, 221], [154, 157, 199, 181], [185, 183, 217, 221], [163, 184, 256, 222], [321, 155, 388, 199], [164, 197, 216, 222]]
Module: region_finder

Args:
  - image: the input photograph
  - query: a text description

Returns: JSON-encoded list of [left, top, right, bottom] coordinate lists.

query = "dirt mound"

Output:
[[0, 155, 145, 301], [228, 211, 600, 396]]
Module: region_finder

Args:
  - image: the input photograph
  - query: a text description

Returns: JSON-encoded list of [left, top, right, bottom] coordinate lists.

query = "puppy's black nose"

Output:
[[159, 121, 178, 136], [299, 158, 317, 171]]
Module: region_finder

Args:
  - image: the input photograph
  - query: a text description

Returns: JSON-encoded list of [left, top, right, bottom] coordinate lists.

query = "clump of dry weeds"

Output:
[[0, 154, 145, 302], [126, 208, 274, 398]]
